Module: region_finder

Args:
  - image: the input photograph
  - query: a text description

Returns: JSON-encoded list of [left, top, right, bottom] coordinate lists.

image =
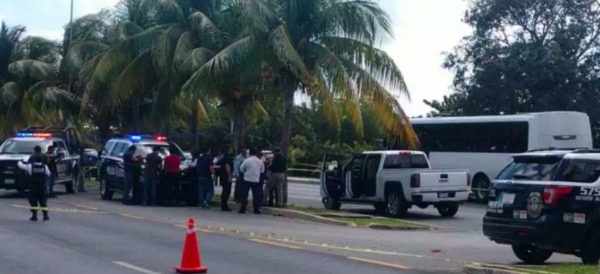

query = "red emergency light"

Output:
[[17, 132, 52, 138], [155, 135, 168, 142]]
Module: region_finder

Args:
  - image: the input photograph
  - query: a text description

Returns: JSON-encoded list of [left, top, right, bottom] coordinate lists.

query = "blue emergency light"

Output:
[[17, 132, 52, 138], [129, 135, 143, 142]]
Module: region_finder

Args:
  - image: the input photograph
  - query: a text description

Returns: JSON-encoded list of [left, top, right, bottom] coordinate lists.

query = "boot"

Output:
[[43, 211, 49, 221], [30, 211, 38, 221]]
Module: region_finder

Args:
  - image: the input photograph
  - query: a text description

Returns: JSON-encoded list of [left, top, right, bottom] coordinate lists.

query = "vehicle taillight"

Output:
[[410, 174, 420, 188], [543, 186, 572, 205], [467, 173, 471, 186]]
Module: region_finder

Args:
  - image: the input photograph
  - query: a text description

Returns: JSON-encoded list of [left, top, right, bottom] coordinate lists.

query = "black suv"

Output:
[[98, 135, 196, 205], [483, 149, 600, 264], [0, 127, 84, 193]]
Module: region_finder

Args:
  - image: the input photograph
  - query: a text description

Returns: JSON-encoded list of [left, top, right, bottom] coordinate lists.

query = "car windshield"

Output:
[[497, 156, 561, 180], [553, 159, 600, 183], [135, 143, 183, 158], [0, 139, 49, 154]]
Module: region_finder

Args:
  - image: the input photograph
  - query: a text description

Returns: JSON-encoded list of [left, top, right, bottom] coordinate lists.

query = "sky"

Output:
[[0, 0, 471, 116]]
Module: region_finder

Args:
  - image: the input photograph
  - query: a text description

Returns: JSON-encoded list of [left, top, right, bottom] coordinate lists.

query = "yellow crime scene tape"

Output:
[[11, 204, 107, 214]]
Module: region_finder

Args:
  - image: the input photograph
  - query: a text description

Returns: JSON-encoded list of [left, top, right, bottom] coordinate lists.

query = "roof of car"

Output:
[[512, 150, 574, 158], [563, 153, 600, 160], [10, 137, 62, 142]]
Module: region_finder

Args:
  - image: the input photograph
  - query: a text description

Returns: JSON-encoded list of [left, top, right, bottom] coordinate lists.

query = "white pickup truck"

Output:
[[320, 151, 471, 217]]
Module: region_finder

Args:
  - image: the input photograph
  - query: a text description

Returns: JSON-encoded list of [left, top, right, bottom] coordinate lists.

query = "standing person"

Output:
[[217, 152, 233, 211], [263, 149, 287, 208], [213, 152, 222, 186], [239, 148, 265, 214], [123, 146, 141, 205], [144, 146, 162, 206], [18, 146, 51, 221], [195, 148, 214, 209], [164, 148, 182, 206], [44, 145, 58, 198], [233, 147, 247, 203]]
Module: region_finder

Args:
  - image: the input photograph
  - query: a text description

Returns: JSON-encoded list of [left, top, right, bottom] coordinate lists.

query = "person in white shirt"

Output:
[[18, 146, 51, 221], [239, 148, 265, 214]]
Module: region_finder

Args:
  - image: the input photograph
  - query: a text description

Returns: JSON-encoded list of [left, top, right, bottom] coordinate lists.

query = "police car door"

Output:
[[114, 141, 129, 189], [53, 141, 70, 182]]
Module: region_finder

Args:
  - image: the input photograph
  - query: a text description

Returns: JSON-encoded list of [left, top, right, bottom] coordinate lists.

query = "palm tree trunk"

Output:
[[233, 101, 246, 152], [191, 100, 199, 151], [280, 88, 294, 155]]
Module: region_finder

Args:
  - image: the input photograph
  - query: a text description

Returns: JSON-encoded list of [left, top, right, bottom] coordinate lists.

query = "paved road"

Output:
[[0, 182, 581, 274]]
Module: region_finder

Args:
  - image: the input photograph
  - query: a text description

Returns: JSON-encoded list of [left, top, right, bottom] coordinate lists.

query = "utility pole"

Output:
[[64, 0, 74, 129]]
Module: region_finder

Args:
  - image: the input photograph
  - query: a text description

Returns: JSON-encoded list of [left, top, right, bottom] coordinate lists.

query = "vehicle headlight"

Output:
[[527, 192, 543, 219]]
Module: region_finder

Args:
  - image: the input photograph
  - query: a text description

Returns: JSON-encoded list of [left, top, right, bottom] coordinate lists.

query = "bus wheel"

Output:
[[473, 176, 490, 203]]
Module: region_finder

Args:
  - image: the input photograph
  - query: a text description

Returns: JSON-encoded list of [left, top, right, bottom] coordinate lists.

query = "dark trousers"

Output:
[[143, 173, 159, 205], [239, 181, 262, 213], [29, 181, 48, 217], [166, 172, 181, 204], [123, 169, 133, 204], [234, 177, 243, 202], [220, 176, 231, 209]]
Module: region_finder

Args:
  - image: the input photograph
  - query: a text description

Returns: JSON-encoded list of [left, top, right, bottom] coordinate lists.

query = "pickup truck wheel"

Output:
[[100, 179, 114, 200], [437, 203, 459, 217], [323, 197, 341, 210], [511, 244, 552, 264], [581, 230, 600, 265], [386, 191, 408, 218]]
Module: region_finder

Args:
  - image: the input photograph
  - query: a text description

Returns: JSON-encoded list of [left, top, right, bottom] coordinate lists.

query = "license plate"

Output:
[[438, 192, 449, 198], [501, 193, 515, 205], [4, 178, 15, 184]]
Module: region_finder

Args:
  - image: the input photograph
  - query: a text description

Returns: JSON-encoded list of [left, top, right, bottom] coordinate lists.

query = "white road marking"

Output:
[[113, 261, 161, 274]]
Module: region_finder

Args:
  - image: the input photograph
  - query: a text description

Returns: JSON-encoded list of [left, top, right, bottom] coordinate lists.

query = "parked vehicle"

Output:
[[0, 127, 84, 193], [484, 149, 600, 265], [98, 135, 197, 205], [320, 151, 470, 217], [410, 111, 593, 202]]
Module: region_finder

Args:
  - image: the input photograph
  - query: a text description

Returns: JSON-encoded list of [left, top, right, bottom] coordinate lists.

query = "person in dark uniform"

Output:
[[217, 153, 233, 211], [18, 146, 51, 221], [123, 146, 141, 205], [45, 145, 58, 198], [144, 146, 162, 206]]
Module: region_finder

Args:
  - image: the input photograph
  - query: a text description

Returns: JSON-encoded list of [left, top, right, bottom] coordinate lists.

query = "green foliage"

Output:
[[437, 0, 600, 142]]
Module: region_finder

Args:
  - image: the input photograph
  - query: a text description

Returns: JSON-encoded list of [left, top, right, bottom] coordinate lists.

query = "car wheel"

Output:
[[65, 179, 75, 194], [511, 244, 552, 264], [581, 230, 600, 265], [385, 190, 408, 218], [374, 202, 387, 214], [473, 176, 490, 203], [322, 197, 341, 210], [437, 203, 459, 217], [100, 179, 114, 200]]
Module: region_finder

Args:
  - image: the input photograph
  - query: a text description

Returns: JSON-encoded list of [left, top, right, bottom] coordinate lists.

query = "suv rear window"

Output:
[[497, 156, 561, 180], [383, 154, 429, 169], [554, 159, 600, 183]]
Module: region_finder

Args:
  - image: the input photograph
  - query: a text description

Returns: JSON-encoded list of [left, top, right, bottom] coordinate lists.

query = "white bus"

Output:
[[410, 111, 593, 202]]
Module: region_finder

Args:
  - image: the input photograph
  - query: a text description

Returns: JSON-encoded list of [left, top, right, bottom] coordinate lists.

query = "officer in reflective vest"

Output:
[[18, 146, 51, 221]]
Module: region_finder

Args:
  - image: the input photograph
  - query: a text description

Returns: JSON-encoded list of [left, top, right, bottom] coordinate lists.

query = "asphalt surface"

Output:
[[0, 180, 582, 274]]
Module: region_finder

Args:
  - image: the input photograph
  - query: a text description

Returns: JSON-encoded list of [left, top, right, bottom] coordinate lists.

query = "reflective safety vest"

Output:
[[31, 161, 46, 185]]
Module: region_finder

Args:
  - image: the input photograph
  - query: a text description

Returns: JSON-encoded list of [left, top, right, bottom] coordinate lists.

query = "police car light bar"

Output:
[[155, 135, 167, 142], [17, 132, 52, 138], [129, 135, 143, 142]]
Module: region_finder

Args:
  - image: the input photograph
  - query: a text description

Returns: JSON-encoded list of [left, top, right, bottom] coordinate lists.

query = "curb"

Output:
[[287, 177, 320, 184], [262, 208, 431, 230], [262, 208, 354, 226], [463, 263, 558, 274]]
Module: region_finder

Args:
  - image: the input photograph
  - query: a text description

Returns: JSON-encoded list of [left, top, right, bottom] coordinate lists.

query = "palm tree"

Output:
[[183, 0, 416, 154]]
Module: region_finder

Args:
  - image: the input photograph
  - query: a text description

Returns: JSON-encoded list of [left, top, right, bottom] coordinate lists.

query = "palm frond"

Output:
[[0, 81, 21, 108], [181, 47, 215, 75], [111, 50, 156, 107], [172, 31, 195, 75], [116, 21, 144, 41], [64, 40, 110, 74], [152, 24, 185, 77], [188, 10, 226, 46], [270, 25, 312, 86], [313, 73, 341, 130], [8, 59, 55, 85]]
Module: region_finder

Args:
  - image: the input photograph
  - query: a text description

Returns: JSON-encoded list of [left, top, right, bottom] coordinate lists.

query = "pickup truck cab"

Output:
[[484, 149, 600, 265], [320, 151, 471, 217]]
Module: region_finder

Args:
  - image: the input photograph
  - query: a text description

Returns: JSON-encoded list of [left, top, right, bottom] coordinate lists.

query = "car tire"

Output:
[[437, 203, 459, 217], [473, 176, 490, 203], [100, 179, 114, 200], [323, 197, 341, 210], [385, 190, 408, 218], [511, 244, 552, 264], [581, 230, 600, 265], [374, 202, 387, 214], [65, 179, 75, 194]]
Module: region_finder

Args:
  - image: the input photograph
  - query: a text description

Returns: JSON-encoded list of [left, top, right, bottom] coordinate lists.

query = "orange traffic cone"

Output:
[[175, 218, 208, 273]]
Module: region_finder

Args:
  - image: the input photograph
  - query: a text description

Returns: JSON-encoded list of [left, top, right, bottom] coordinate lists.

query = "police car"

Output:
[[0, 127, 84, 193], [98, 135, 196, 205], [483, 149, 600, 264]]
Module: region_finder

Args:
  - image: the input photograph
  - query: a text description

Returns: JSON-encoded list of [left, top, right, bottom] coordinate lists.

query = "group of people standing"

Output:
[[123, 144, 288, 215]]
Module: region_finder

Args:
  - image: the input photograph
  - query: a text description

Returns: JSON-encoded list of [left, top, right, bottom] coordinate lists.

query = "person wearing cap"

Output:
[[263, 148, 287, 208], [239, 148, 265, 214], [123, 145, 142, 205], [18, 146, 51, 221], [144, 146, 162, 206]]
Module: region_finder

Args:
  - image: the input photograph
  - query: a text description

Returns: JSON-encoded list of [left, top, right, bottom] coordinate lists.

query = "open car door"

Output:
[[321, 154, 344, 199]]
